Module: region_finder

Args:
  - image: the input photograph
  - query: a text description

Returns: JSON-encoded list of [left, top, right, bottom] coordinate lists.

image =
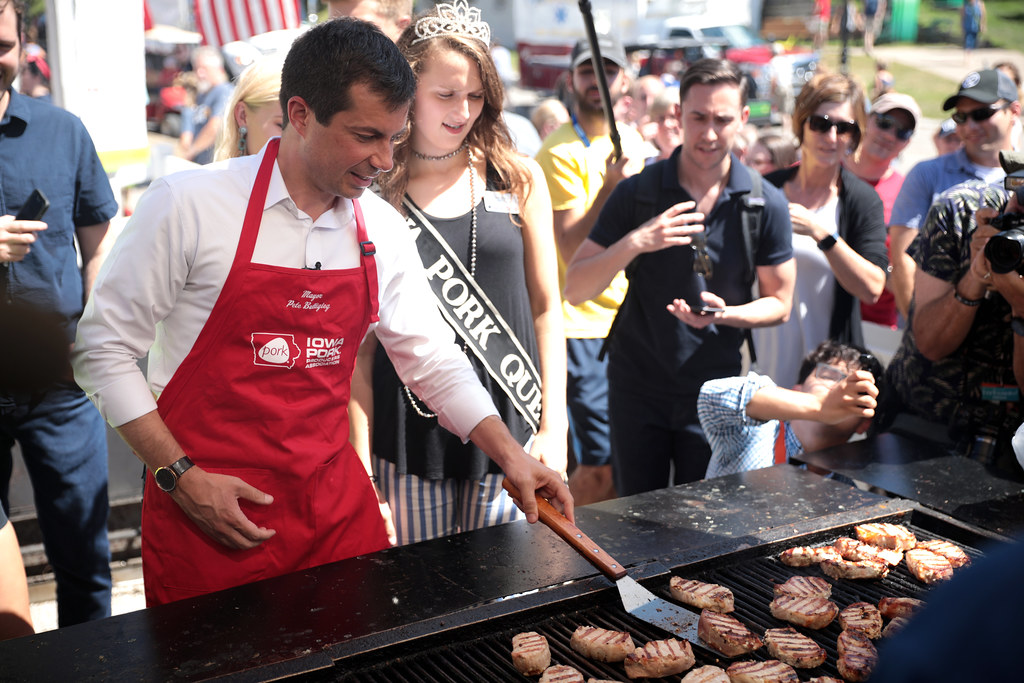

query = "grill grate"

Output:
[[303, 518, 990, 682]]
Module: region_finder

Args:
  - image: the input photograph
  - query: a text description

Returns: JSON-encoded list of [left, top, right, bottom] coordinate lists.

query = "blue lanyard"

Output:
[[570, 112, 591, 148]]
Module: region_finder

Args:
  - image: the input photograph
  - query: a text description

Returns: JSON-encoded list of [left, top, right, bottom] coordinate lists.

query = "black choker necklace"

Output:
[[412, 141, 467, 161]]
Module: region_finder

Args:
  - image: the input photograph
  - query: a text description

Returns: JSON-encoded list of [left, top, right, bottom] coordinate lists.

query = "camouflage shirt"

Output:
[[885, 180, 1021, 437]]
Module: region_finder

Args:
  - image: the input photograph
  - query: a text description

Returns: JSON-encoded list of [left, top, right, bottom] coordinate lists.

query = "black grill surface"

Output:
[[300, 514, 992, 682]]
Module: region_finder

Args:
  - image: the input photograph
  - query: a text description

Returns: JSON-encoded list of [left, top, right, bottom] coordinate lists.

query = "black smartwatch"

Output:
[[1012, 317, 1024, 337], [817, 231, 839, 251], [154, 456, 195, 493]]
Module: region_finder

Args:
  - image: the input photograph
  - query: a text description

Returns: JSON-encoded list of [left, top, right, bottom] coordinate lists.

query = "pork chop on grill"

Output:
[[697, 608, 763, 656], [916, 539, 970, 568], [623, 638, 695, 679], [878, 596, 924, 619], [820, 557, 889, 581], [511, 631, 550, 675], [569, 625, 635, 663], [905, 548, 954, 584], [838, 602, 883, 639], [725, 659, 800, 682], [539, 664, 584, 683], [833, 537, 903, 566], [764, 627, 827, 668], [779, 545, 842, 567], [773, 575, 832, 598], [769, 594, 839, 629], [682, 665, 730, 682], [837, 629, 878, 682], [670, 576, 735, 612], [854, 522, 916, 551], [882, 616, 910, 638]]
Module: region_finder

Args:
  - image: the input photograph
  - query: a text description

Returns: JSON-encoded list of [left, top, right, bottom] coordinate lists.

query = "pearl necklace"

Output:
[[412, 141, 468, 161], [404, 149, 479, 419]]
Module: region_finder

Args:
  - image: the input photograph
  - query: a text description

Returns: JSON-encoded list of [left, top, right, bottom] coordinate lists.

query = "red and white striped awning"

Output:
[[193, 0, 302, 48]]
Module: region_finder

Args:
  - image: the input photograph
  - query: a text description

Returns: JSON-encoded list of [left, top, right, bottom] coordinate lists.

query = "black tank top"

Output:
[[372, 170, 540, 480]]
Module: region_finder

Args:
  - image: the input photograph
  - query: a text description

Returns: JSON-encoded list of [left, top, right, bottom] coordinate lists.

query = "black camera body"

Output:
[[984, 212, 1024, 275]]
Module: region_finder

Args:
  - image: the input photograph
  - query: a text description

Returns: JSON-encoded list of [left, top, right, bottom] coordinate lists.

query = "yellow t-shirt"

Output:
[[535, 121, 647, 339]]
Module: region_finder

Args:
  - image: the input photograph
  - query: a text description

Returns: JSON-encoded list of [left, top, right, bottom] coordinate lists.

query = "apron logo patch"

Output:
[[251, 333, 301, 368], [306, 337, 344, 369]]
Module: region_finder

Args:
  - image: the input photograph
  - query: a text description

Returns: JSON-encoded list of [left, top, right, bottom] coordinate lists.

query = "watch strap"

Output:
[[169, 455, 195, 478], [1012, 316, 1024, 337]]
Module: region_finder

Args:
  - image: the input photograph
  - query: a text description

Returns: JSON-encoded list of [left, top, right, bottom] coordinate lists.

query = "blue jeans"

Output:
[[0, 382, 112, 626]]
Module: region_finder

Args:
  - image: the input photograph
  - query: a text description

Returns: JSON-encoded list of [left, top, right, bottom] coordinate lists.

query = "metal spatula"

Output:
[[504, 481, 725, 655]]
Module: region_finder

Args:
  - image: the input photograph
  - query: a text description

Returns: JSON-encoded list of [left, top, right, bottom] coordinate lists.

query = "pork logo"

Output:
[[251, 333, 300, 368]]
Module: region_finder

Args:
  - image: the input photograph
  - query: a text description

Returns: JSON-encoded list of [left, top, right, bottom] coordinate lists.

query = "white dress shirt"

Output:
[[73, 145, 497, 440]]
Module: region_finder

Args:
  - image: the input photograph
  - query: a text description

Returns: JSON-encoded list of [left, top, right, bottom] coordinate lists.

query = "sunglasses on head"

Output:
[[873, 113, 914, 141], [951, 102, 1010, 125], [807, 114, 858, 137]]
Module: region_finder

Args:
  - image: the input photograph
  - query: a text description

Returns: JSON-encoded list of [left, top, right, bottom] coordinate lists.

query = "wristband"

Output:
[[816, 231, 839, 251], [953, 290, 983, 307]]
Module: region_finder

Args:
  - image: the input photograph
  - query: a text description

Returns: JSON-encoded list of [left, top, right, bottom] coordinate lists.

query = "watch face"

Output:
[[1014, 317, 1024, 337], [154, 467, 177, 492]]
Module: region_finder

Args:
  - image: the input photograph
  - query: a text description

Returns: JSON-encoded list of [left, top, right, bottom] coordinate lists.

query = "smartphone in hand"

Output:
[[698, 306, 724, 315], [15, 189, 49, 221]]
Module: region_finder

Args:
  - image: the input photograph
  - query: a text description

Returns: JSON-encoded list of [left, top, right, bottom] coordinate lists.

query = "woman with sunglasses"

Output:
[[844, 92, 921, 330], [752, 72, 888, 387]]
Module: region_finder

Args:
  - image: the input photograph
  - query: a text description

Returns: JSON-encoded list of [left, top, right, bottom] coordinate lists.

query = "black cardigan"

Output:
[[764, 164, 888, 346]]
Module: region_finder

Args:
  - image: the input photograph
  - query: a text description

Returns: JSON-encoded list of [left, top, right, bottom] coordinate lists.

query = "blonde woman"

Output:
[[213, 56, 283, 161], [354, 1, 566, 545]]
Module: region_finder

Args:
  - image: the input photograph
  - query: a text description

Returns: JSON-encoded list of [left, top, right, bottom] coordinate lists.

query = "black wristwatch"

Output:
[[817, 231, 839, 251], [1012, 317, 1024, 337], [154, 456, 195, 493]]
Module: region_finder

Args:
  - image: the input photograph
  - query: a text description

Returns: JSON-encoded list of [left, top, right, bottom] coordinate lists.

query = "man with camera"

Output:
[[881, 151, 1024, 476]]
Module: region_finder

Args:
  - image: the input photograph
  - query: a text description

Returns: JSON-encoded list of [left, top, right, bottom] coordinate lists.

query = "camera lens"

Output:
[[985, 228, 1024, 274]]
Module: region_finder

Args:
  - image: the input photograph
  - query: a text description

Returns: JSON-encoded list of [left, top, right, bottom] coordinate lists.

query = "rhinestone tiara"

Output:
[[410, 0, 491, 46]]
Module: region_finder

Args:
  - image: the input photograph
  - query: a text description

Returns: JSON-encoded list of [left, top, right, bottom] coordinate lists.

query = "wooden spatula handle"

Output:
[[503, 478, 627, 580]]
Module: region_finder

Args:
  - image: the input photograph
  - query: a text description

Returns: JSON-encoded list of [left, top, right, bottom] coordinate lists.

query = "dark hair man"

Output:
[[0, 0, 118, 627], [73, 18, 572, 607], [889, 69, 1020, 320], [699, 340, 882, 477], [534, 34, 647, 505], [564, 59, 796, 495]]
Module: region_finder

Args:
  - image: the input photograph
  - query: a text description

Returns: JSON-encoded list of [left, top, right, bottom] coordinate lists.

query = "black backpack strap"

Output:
[[740, 165, 766, 365], [599, 162, 663, 361]]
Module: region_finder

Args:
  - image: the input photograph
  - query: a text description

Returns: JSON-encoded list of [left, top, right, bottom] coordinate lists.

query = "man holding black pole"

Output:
[[535, 34, 646, 505], [564, 59, 795, 495]]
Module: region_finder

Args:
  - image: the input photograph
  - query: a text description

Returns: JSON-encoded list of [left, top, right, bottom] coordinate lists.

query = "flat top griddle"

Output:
[[308, 508, 991, 682]]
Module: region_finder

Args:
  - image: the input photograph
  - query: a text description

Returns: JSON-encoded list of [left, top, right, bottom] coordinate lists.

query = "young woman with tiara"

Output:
[[352, 1, 567, 545]]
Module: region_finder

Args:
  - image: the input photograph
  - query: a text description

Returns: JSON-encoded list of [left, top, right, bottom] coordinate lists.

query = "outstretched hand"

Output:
[[819, 370, 878, 423], [667, 291, 726, 328]]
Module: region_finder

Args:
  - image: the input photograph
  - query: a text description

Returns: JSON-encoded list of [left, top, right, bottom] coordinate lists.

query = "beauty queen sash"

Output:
[[402, 197, 542, 433]]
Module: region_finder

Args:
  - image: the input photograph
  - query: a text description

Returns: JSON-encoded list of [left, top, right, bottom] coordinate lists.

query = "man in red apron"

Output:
[[72, 19, 573, 606]]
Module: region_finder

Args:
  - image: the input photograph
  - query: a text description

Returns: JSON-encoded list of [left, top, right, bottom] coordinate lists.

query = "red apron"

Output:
[[141, 138, 388, 606]]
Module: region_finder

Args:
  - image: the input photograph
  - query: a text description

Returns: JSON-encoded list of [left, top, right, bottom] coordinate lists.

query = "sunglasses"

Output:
[[873, 113, 914, 141], [691, 233, 712, 279], [813, 353, 877, 383], [951, 102, 1010, 125], [806, 114, 858, 137]]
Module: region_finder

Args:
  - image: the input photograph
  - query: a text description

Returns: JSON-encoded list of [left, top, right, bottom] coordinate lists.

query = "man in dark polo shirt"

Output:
[[0, 0, 118, 626], [564, 59, 795, 495]]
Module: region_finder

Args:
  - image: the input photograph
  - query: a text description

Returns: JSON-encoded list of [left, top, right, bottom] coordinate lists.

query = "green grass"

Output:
[[913, 0, 1022, 50], [818, 49, 959, 117]]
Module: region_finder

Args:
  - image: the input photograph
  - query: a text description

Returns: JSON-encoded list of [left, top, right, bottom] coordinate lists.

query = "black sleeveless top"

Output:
[[372, 169, 540, 480]]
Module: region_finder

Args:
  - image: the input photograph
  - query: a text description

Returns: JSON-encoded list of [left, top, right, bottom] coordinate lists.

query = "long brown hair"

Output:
[[376, 8, 531, 213]]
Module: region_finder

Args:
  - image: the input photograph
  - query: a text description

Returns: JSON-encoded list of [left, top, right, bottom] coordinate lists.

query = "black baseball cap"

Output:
[[943, 69, 1019, 110], [570, 34, 628, 71]]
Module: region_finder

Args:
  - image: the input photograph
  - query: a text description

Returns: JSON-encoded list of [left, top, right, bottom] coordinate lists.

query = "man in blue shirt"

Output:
[[0, 0, 118, 627], [177, 46, 233, 165], [564, 59, 796, 495], [889, 69, 1020, 319], [698, 340, 881, 478]]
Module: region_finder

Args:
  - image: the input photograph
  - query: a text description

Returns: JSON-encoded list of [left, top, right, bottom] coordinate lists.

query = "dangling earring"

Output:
[[237, 126, 248, 155]]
